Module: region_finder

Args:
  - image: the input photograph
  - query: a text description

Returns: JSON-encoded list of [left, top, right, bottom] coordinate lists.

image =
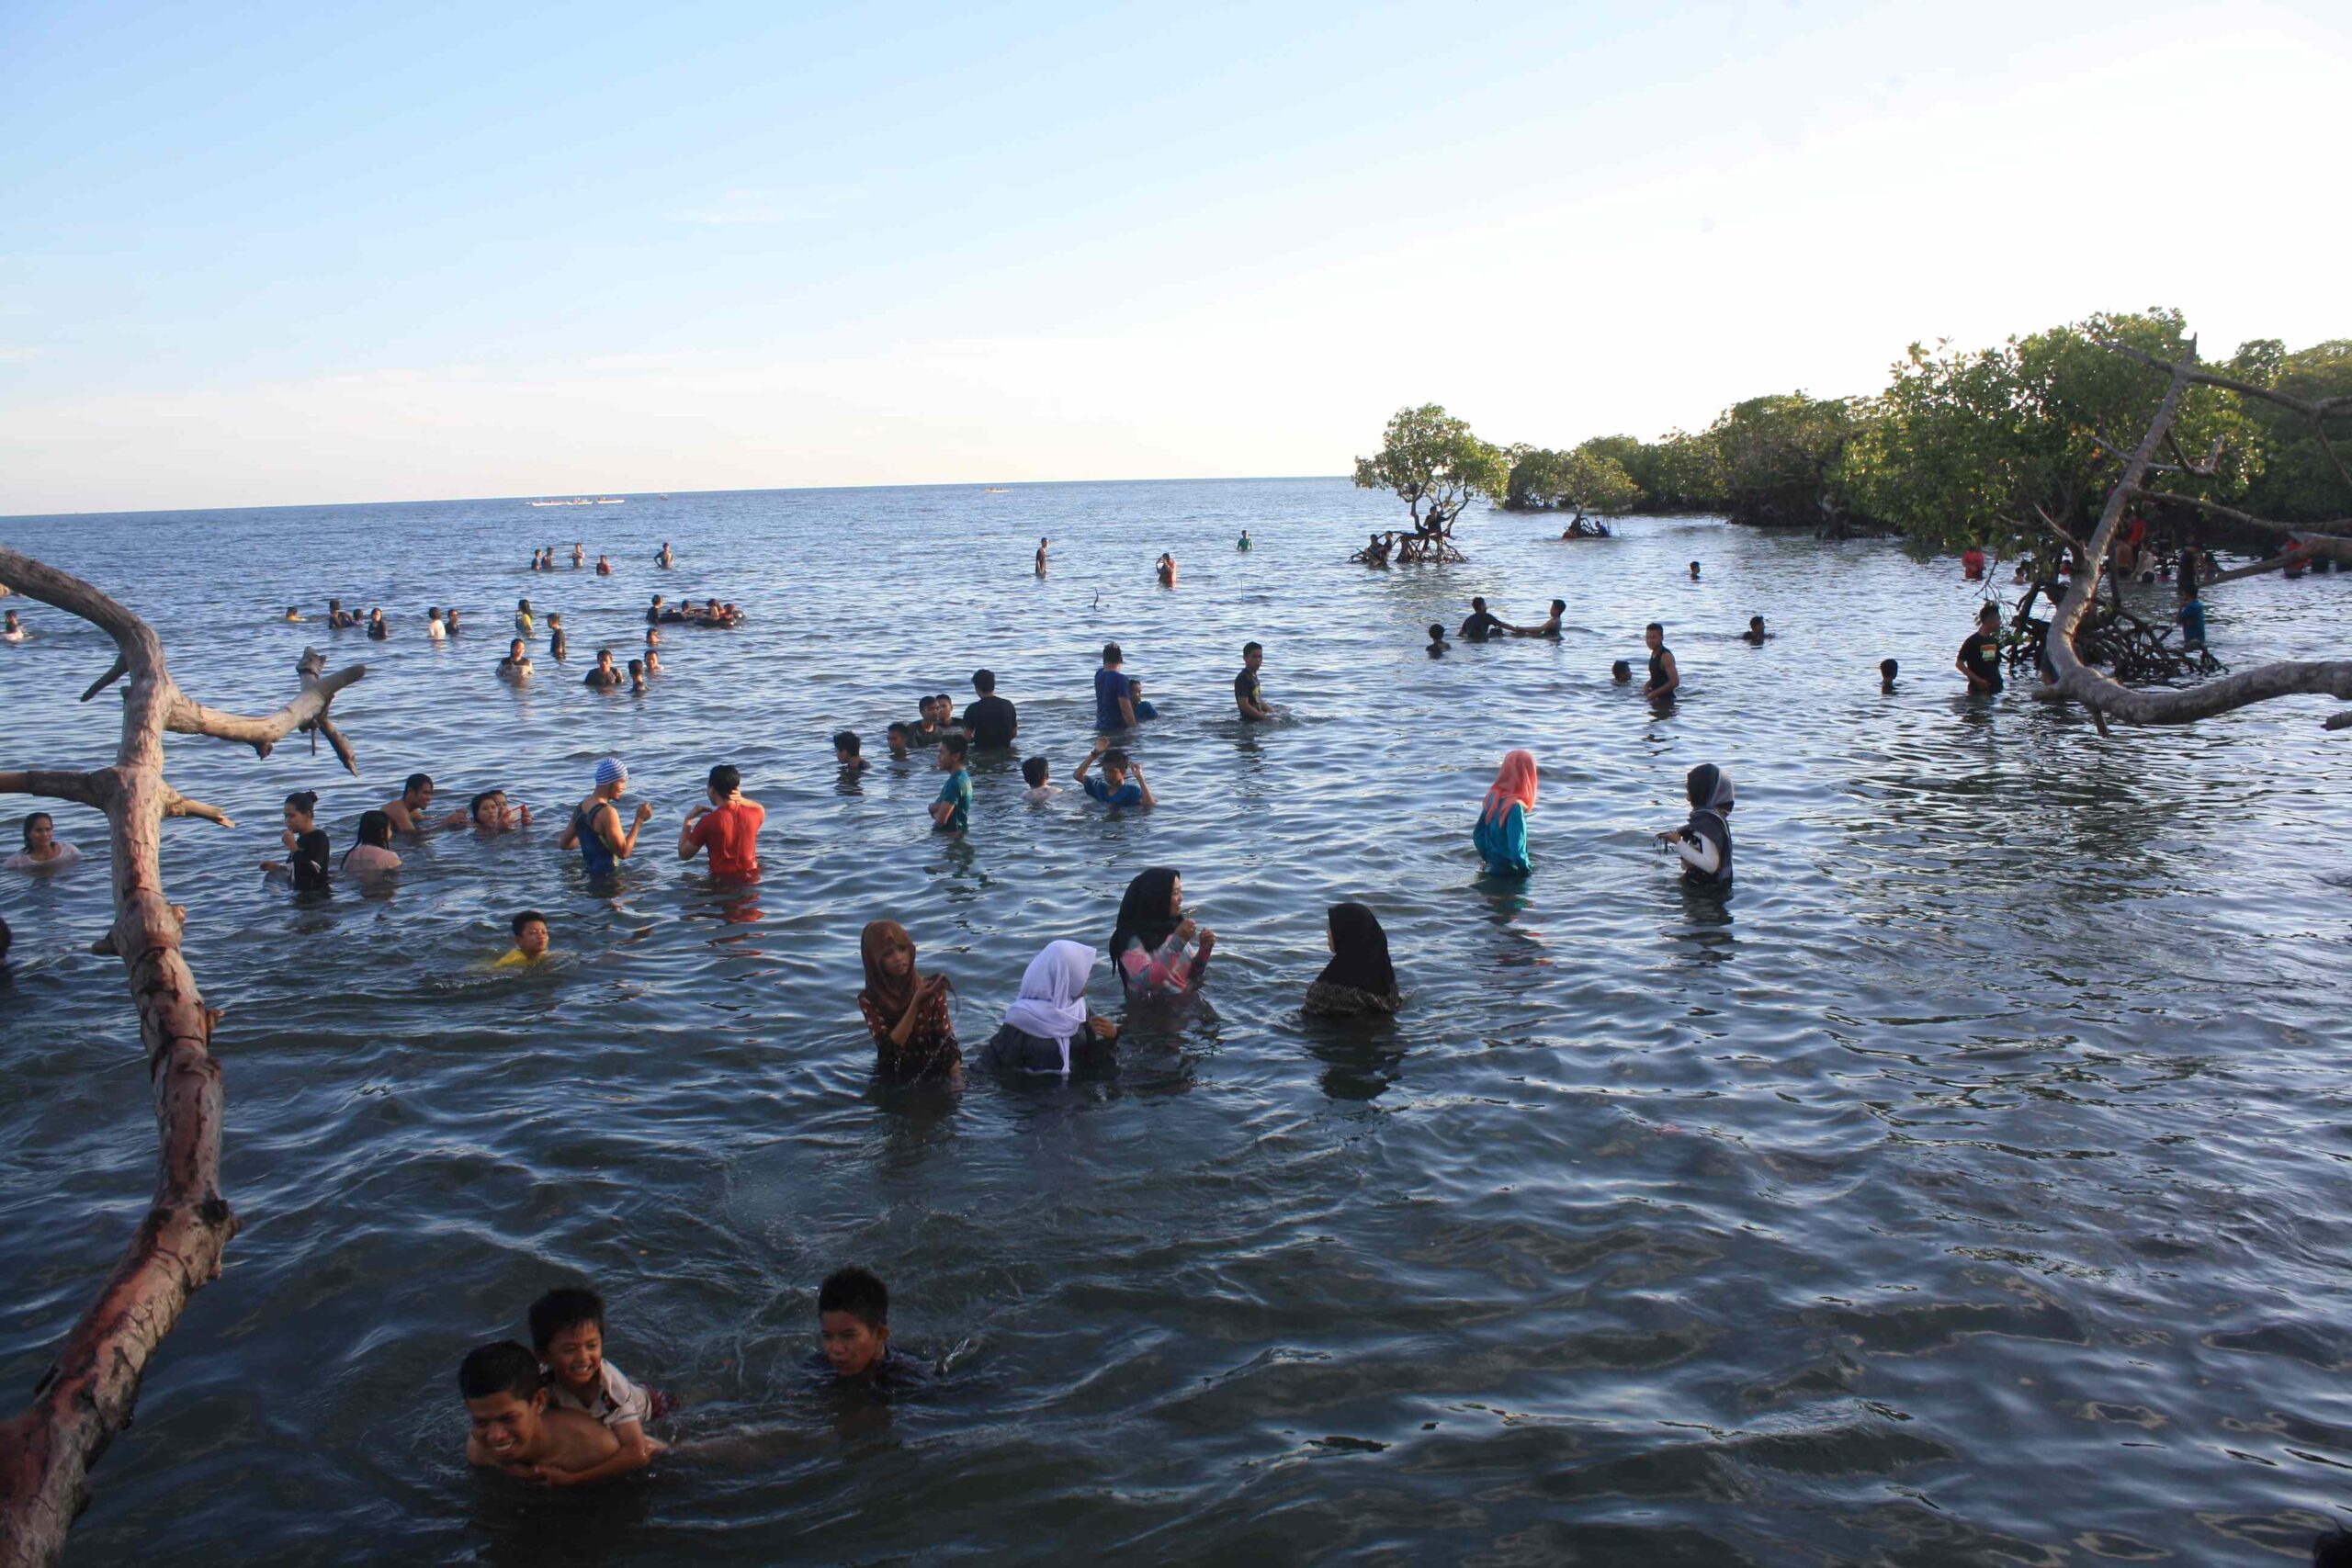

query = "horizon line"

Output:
[[0, 473, 1355, 525]]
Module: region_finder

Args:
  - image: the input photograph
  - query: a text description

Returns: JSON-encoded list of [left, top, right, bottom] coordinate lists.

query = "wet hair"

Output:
[[1689, 560, 1700, 570], [527, 1287, 605, 1352], [1242, 640, 1262, 657], [404, 773, 432, 798], [1880, 658, 1899, 680], [708, 763, 741, 795], [469, 791, 503, 823], [832, 731, 861, 756], [1428, 624, 1445, 639], [972, 669, 996, 694], [354, 810, 393, 850], [1645, 622, 1664, 636], [284, 790, 319, 819], [818, 1267, 888, 1330], [627, 658, 644, 679], [1611, 660, 1632, 681], [1022, 756, 1048, 787], [887, 722, 912, 743], [508, 638, 526, 657], [1102, 642, 1123, 665], [940, 734, 969, 763], [511, 909, 547, 937], [22, 812, 51, 847], [517, 598, 531, 613], [1471, 596, 1487, 611], [458, 1340, 544, 1403], [1101, 749, 1131, 773], [1748, 615, 1764, 628], [1550, 600, 1566, 615]]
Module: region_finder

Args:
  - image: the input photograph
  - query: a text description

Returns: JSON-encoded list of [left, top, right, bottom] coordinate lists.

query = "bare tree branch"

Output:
[[2131, 488, 2352, 565], [78, 656, 128, 705], [0, 547, 367, 1566]]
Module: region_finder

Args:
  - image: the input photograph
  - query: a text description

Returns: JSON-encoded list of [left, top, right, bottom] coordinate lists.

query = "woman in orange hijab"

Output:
[[1472, 750, 1538, 876], [857, 919, 960, 1081]]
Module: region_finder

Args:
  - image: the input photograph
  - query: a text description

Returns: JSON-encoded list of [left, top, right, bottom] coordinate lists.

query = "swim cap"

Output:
[[594, 755, 627, 789]]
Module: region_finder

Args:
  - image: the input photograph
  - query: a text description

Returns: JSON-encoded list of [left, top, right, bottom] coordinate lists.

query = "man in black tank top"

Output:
[[1642, 622, 1679, 701]]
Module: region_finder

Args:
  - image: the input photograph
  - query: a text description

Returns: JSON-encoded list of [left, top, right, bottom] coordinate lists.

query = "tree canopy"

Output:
[[1352, 404, 1509, 539]]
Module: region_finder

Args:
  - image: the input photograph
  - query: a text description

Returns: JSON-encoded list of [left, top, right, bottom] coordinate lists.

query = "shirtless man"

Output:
[[382, 773, 436, 834], [458, 1341, 620, 1485], [1511, 600, 1566, 638], [1156, 552, 1178, 587], [1035, 537, 1049, 577]]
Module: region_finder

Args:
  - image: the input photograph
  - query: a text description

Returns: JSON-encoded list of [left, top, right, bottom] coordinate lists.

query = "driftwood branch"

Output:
[[0, 547, 364, 1568], [2044, 345, 2352, 731]]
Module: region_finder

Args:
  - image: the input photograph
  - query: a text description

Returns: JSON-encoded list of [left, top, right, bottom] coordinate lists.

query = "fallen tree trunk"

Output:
[[0, 548, 364, 1568], [2043, 343, 2352, 731]]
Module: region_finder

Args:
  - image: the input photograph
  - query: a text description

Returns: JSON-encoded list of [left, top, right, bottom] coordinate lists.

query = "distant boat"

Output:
[[985, 488, 1009, 494], [527, 498, 597, 506], [658, 493, 671, 501], [596, 498, 626, 504]]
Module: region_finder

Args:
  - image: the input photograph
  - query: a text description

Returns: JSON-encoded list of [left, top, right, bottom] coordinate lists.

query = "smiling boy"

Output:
[[527, 1288, 665, 1483], [459, 1340, 618, 1484]]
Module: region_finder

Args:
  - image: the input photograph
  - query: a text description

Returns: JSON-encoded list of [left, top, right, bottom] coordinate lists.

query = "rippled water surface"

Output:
[[5, 480, 2352, 1565]]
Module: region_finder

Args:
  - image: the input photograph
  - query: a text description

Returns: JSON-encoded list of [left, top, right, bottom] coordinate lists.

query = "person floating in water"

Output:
[[1427, 623, 1448, 657], [1642, 623, 1679, 702], [1879, 657, 1899, 693], [818, 1267, 910, 1384], [1611, 659, 1632, 683], [1237, 529, 1252, 551], [1021, 756, 1057, 803], [1303, 902, 1401, 1018], [1458, 597, 1510, 641], [447, 789, 530, 831], [834, 731, 870, 776], [1956, 603, 2004, 694], [983, 941, 1119, 1077], [381, 773, 436, 835], [282, 605, 304, 624], [1234, 641, 1272, 720], [1473, 750, 1537, 875], [458, 1340, 618, 1484], [1741, 615, 1768, 646], [1657, 763, 1735, 886], [1110, 867, 1215, 998], [1156, 552, 1178, 587], [1688, 560, 1701, 581]]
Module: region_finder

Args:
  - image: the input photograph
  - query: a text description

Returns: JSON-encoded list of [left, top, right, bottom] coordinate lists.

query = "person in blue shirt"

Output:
[[2177, 591, 2207, 651], [1074, 739, 1154, 808], [928, 736, 972, 833], [1094, 643, 1136, 731], [1472, 750, 1537, 876]]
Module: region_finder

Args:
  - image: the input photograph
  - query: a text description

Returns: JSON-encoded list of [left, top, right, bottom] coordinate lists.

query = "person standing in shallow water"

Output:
[[1657, 763, 1736, 886], [1304, 903, 1401, 1018], [560, 756, 654, 880], [1642, 623, 1679, 703], [1234, 641, 1272, 720], [1035, 537, 1049, 576], [857, 919, 959, 1081], [1110, 867, 1215, 998], [1473, 750, 1538, 876], [1956, 603, 2004, 694]]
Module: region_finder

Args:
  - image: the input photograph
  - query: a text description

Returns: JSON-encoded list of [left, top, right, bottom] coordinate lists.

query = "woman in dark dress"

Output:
[[1304, 902, 1402, 1018], [983, 941, 1120, 1078]]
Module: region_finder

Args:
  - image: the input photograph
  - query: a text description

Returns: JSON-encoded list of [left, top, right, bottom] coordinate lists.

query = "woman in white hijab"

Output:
[[982, 941, 1122, 1077]]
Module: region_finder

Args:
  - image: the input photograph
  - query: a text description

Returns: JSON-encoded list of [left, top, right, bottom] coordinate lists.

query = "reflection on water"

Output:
[[5, 480, 2352, 1562]]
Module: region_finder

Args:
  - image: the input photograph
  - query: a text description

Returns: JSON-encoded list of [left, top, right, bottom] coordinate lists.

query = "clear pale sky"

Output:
[[2, 0, 2345, 514]]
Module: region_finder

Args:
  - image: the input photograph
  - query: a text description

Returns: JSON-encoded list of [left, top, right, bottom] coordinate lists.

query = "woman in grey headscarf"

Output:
[[1657, 764, 1735, 886]]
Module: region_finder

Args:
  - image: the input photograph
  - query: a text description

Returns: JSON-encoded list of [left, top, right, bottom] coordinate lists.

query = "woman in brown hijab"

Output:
[[857, 919, 960, 1082]]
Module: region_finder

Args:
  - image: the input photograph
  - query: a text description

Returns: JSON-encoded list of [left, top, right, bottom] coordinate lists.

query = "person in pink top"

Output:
[[678, 763, 763, 880], [1108, 867, 1215, 998]]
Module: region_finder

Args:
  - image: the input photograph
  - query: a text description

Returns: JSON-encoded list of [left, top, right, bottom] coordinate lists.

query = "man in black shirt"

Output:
[[1234, 641, 1272, 720], [1459, 596, 1511, 640], [963, 669, 1020, 750], [1956, 604, 2004, 694]]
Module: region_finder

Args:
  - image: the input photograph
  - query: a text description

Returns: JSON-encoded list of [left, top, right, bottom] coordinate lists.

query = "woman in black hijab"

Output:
[[1657, 763, 1734, 886], [1109, 866, 1215, 998], [1305, 902, 1400, 1018]]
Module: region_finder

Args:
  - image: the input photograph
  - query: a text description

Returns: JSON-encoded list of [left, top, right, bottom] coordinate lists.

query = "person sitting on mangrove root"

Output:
[[1657, 763, 1735, 886], [560, 755, 655, 881], [1611, 659, 1632, 683], [1365, 532, 1394, 567], [381, 773, 436, 835], [495, 909, 551, 966], [1304, 902, 1401, 1018], [458, 1340, 619, 1484], [444, 788, 531, 831], [1110, 867, 1215, 999], [1642, 623, 1679, 702], [1458, 596, 1511, 641], [1956, 603, 2004, 694], [367, 607, 389, 640], [341, 810, 403, 877], [1234, 641, 1272, 719], [1427, 623, 1448, 658], [497, 638, 535, 682], [1880, 658, 1899, 693], [858, 919, 960, 1082], [583, 649, 624, 690], [1473, 750, 1538, 877], [1741, 614, 1769, 646], [1511, 600, 1566, 638], [8, 811, 82, 872], [1155, 551, 1178, 586], [983, 940, 1120, 1078], [260, 790, 331, 891]]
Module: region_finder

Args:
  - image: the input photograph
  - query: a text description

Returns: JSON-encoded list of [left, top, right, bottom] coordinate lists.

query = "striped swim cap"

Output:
[[594, 755, 627, 789]]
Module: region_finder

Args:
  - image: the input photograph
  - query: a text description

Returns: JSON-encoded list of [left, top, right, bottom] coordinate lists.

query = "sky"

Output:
[[1, 0, 2346, 514]]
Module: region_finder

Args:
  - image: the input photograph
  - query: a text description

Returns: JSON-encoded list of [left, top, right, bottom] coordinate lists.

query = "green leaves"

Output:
[[1354, 404, 1510, 535]]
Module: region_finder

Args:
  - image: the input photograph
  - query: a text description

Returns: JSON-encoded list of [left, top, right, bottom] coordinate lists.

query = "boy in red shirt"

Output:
[[678, 763, 763, 880]]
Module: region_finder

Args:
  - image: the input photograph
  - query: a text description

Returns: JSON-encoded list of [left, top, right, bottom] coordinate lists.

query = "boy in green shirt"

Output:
[[929, 735, 971, 834]]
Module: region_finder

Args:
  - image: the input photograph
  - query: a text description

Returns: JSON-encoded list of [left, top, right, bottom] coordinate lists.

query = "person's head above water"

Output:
[[401, 773, 433, 807], [1688, 560, 1701, 578], [1977, 602, 2001, 629], [1611, 660, 1632, 682], [1099, 748, 1132, 785], [818, 1266, 890, 1379], [1242, 640, 1262, 668], [1686, 763, 1736, 815], [507, 638, 526, 660], [1748, 615, 1765, 631], [355, 810, 393, 850], [1550, 599, 1566, 616], [833, 731, 861, 761], [283, 790, 319, 829], [1645, 622, 1665, 648], [1880, 658, 1899, 685], [1022, 756, 1049, 788], [510, 909, 549, 958], [938, 734, 969, 768], [1317, 902, 1396, 998], [1111, 866, 1184, 958], [22, 812, 55, 852], [469, 790, 507, 826], [1428, 623, 1445, 641], [707, 763, 741, 802]]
